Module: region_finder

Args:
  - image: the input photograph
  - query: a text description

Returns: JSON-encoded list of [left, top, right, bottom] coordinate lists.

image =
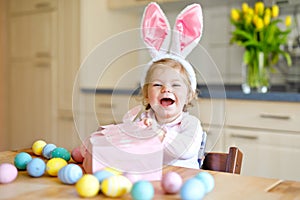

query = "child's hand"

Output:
[[143, 118, 152, 127], [157, 128, 166, 142]]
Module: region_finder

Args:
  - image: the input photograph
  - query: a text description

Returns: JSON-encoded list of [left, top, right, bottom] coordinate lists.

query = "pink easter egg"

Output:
[[0, 163, 18, 184], [71, 147, 84, 163], [162, 171, 183, 194]]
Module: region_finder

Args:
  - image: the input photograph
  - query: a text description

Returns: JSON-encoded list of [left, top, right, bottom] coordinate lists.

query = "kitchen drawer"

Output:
[[225, 127, 300, 181], [226, 100, 300, 132], [197, 98, 226, 126], [95, 94, 140, 124], [9, 0, 57, 14]]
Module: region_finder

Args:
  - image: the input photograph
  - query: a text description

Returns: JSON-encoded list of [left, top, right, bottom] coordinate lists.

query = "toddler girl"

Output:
[[138, 58, 203, 169]]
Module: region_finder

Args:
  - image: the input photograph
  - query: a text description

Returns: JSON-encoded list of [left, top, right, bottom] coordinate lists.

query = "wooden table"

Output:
[[0, 150, 300, 199]]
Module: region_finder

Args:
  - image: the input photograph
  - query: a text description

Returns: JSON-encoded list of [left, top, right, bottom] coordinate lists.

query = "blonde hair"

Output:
[[141, 58, 197, 111]]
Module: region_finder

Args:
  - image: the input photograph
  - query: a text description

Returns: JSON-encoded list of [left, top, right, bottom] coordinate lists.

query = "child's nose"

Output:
[[161, 85, 171, 93]]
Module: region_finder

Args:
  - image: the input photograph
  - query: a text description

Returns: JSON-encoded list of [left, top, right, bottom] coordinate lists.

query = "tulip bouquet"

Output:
[[230, 2, 292, 92]]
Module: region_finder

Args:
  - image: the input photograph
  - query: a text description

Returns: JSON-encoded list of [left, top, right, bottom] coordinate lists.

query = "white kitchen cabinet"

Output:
[[225, 100, 300, 181], [56, 0, 80, 111], [8, 6, 57, 149], [8, 0, 80, 149], [79, 93, 141, 137], [225, 127, 300, 181], [226, 100, 300, 132], [57, 110, 81, 151], [8, 0, 57, 14], [197, 98, 226, 153], [9, 11, 55, 60], [9, 61, 54, 150]]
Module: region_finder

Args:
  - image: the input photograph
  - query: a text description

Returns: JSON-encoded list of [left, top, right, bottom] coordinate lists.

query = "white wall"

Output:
[[79, 0, 141, 89], [79, 0, 297, 89]]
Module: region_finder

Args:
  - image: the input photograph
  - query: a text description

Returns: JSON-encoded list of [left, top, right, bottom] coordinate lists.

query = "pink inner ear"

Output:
[[142, 4, 169, 51], [175, 5, 202, 51]]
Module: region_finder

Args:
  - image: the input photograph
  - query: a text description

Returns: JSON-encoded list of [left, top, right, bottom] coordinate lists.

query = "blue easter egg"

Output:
[[58, 164, 83, 184], [93, 170, 114, 183], [14, 152, 32, 170], [27, 158, 46, 177], [131, 180, 154, 200], [42, 144, 57, 159], [195, 171, 215, 193], [180, 178, 206, 200]]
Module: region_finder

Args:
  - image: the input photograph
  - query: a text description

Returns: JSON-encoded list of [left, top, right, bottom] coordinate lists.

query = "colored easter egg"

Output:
[[131, 180, 154, 200], [103, 167, 122, 175], [58, 164, 83, 184], [42, 143, 57, 159], [180, 178, 206, 200], [14, 152, 32, 170], [32, 140, 47, 156], [195, 171, 215, 193], [27, 158, 46, 177], [0, 163, 18, 184], [76, 174, 100, 198], [51, 147, 71, 162], [93, 169, 114, 183], [71, 147, 84, 163], [101, 175, 132, 198], [162, 171, 183, 194], [46, 157, 68, 176]]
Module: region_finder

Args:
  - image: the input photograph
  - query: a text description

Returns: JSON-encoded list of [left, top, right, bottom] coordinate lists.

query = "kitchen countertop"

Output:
[[81, 84, 300, 102]]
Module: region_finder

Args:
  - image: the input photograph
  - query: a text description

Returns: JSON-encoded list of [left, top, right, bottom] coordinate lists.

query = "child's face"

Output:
[[146, 65, 189, 124]]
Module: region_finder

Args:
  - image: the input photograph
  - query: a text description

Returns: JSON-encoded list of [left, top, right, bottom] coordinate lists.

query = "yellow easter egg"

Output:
[[101, 175, 132, 198], [76, 174, 100, 198], [46, 158, 67, 176], [32, 140, 47, 156], [103, 167, 122, 175]]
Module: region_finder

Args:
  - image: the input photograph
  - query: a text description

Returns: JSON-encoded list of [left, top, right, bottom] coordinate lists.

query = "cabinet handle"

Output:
[[259, 114, 290, 120], [35, 63, 50, 68], [60, 116, 74, 121], [35, 2, 51, 9], [97, 103, 115, 109], [230, 134, 258, 140], [36, 52, 50, 58]]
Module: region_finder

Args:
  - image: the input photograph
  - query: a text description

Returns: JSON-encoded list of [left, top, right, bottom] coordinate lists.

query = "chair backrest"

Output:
[[201, 147, 243, 174]]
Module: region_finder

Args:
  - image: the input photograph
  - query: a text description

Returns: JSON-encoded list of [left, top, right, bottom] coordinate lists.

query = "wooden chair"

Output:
[[201, 147, 243, 174]]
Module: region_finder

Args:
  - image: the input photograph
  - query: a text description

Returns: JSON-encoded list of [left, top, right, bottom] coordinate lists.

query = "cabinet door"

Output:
[[9, 11, 55, 60], [57, 0, 80, 111], [225, 128, 300, 181], [57, 110, 81, 150], [9, 62, 53, 149], [9, 0, 57, 14]]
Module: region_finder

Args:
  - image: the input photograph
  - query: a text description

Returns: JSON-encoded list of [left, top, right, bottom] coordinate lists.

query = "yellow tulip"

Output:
[[231, 8, 240, 22], [255, 17, 264, 30], [245, 15, 253, 26], [255, 2, 264, 16], [264, 14, 271, 26], [242, 3, 249, 13], [252, 14, 259, 26], [271, 5, 279, 18], [247, 7, 254, 16], [265, 8, 271, 17], [285, 15, 292, 27]]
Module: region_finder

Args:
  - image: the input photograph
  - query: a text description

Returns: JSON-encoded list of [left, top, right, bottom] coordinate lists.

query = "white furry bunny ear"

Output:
[[141, 2, 171, 58], [170, 4, 203, 58]]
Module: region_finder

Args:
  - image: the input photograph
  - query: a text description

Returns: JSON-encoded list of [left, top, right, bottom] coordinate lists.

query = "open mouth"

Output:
[[160, 98, 175, 107]]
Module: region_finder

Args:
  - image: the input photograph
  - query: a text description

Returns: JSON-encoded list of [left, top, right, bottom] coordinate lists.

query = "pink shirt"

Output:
[[140, 109, 203, 169]]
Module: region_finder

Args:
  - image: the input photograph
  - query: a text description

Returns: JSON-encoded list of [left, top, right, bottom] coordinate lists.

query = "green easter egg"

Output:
[[51, 147, 71, 162]]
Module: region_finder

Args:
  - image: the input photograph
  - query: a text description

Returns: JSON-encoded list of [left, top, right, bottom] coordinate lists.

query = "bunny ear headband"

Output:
[[140, 2, 203, 92]]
